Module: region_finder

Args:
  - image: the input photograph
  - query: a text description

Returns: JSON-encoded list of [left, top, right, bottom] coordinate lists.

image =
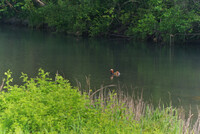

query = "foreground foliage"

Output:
[[0, 69, 198, 133], [0, 0, 199, 41]]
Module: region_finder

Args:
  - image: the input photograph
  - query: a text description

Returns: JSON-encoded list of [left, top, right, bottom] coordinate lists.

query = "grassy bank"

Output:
[[0, 69, 199, 133]]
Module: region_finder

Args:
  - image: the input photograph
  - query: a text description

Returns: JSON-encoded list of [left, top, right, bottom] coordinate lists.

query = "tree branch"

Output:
[[32, 0, 45, 7], [5, 0, 19, 12]]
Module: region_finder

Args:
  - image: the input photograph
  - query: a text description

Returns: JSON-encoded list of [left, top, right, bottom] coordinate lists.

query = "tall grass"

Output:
[[78, 76, 200, 134], [0, 69, 199, 133]]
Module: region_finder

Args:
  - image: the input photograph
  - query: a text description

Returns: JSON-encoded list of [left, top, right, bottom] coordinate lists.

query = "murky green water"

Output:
[[1, 24, 200, 115]]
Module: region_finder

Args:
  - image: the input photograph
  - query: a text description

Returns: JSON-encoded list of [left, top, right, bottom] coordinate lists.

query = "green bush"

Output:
[[0, 69, 93, 133], [0, 69, 137, 133], [0, 69, 192, 133]]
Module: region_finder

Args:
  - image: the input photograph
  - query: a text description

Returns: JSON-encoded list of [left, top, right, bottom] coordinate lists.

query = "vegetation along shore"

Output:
[[0, 69, 198, 133], [0, 0, 199, 42]]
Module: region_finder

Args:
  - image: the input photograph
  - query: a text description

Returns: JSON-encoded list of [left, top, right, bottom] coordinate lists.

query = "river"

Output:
[[1, 24, 200, 116]]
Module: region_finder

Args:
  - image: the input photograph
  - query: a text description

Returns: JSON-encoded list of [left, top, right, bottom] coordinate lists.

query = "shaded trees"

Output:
[[0, 0, 199, 41]]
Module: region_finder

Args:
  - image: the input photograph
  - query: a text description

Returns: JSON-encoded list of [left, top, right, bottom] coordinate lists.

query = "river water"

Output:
[[1, 24, 200, 115]]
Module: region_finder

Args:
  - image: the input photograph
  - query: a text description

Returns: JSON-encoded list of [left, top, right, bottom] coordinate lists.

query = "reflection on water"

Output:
[[1, 24, 200, 115]]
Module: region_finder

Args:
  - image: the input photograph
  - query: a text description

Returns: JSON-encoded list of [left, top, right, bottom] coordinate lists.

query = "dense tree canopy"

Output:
[[0, 0, 199, 41]]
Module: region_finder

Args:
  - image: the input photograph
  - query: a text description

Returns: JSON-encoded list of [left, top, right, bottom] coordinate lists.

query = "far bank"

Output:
[[0, 0, 199, 42]]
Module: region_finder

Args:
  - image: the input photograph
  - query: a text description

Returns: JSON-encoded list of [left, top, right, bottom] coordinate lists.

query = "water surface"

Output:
[[0, 24, 200, 115]]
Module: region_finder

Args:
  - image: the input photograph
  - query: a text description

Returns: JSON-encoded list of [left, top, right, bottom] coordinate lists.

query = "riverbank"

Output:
[[0, 18, 29, 27], [0, 69, 199, 133], [0, 0, 199, 42]]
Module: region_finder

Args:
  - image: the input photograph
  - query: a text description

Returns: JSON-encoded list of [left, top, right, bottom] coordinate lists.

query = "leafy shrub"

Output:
[[0, 69, 138, 133], [0, 69, 195, 133], [0, 69, 93, 133]]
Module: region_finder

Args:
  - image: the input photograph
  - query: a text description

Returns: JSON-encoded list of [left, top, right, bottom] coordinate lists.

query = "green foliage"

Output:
[[0, 69, 92, 133], [128, 13, 157, 39], [0, 69, 136, 133], [0, 0, 199, 41], [0, 0, 33, 19], [159, 7, 196, 35], [89, 7, 115, 36], [0, 69, 187, 133], [126, 0, 200, 41]]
